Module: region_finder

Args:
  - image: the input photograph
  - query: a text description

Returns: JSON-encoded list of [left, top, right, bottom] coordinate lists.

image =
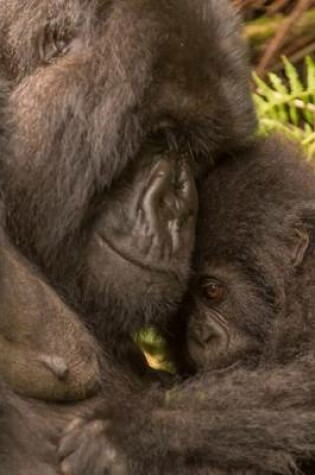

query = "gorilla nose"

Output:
[[194, 323, 218, 345]]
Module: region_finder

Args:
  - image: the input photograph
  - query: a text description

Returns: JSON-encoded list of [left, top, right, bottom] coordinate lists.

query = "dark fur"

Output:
[[0, 0, 254, 314], [0, 1, 257, 473], [0, 234, 101, 402], [59, 137, 315, 475], [0, 0, 255, 367]]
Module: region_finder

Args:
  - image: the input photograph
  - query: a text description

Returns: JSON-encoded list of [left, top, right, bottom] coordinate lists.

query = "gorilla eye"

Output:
[[39, 24, 72, 64], [147, 131, 170, 154], [201, 278, 226, 303]]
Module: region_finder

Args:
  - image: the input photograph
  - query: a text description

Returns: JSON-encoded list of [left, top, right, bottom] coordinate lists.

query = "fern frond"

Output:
[[253, 56, 315, 159]]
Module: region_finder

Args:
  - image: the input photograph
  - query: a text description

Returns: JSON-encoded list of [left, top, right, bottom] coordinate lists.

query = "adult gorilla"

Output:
[[3, 2, 315, 475], [0, 0, 255, 472], [0, 0, 254, 363]]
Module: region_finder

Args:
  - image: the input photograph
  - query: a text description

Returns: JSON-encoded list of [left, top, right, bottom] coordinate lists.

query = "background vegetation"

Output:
[[236, 0, 315, 157], [234, 0, 315, 74]]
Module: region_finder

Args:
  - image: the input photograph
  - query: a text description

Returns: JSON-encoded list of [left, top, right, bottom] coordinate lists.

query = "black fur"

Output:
[[0, 233, 102, 402], [59, 136, 315, 475], [0, 0, 255, 365], [0, 1, 257, 473]]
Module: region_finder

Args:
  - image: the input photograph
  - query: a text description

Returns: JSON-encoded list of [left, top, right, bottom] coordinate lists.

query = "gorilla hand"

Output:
[[85, 150, 198, 334], [59, 418, 128, 475]]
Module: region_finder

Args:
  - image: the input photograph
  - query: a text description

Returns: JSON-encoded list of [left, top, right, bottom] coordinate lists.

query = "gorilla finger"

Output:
[[61, 446, 125, 475], [61, 456, 84, 475], [64, 418, 84, 434], [58, 428, 84, 459], [178, 161, 198, 211], [58, 439, 77, 461], [169, 220, 180, 254], [142, 160, 173, 213], [111, 461, 129, 475], [61, 460, 74, 475], [60, 446, 95, 475]]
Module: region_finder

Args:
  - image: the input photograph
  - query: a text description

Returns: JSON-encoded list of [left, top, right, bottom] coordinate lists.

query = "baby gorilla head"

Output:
[[187, 264, 266, 370], [186, 136, 315, 371]]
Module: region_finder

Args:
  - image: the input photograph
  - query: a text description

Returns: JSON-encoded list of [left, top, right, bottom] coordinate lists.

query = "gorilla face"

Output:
[[0, 0, 255, 330], [185, 138, 315, 372], [83, 148, 198, 331], [186, 262, 268, 370]]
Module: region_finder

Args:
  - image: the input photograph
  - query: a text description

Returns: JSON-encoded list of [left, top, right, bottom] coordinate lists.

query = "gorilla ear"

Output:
[[287, 203, 315, 267], [290, 227, 309, 267]]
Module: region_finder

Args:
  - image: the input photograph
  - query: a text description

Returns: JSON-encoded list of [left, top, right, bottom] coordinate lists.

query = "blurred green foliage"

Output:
[[254, 56, 315, 158]]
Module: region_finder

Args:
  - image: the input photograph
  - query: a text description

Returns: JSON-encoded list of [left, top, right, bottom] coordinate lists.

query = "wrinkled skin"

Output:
[[59, 137, 315, 475]]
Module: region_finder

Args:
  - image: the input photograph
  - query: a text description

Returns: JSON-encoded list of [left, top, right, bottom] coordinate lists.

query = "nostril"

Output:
[[191, 322, 218, 346], [200, 326, 218, 345], [204, 333, 217, 345]]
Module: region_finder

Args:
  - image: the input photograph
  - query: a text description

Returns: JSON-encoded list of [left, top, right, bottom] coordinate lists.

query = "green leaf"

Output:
[[282, 55, 303, 94], [306, 56, 315, 95], [276, 103, 289, 123], [253, 94, 268, 115], [253, 56, 315, 159], [253, 72, 278, 102], [288, 104, 299, 126], [268, 72, 288, 95]]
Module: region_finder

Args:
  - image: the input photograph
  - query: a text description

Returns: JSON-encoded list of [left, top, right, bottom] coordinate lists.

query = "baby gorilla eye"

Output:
[[200, 277, 226, 303]]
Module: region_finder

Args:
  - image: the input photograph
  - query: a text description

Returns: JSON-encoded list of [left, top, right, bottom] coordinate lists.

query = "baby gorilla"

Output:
[[59, 135, 315, 475], [0, 233, 101, 402], [186, 136, 315, 373]]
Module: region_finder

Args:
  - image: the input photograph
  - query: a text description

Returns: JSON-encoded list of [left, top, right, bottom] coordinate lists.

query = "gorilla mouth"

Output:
[[96, 232, 178, 279]]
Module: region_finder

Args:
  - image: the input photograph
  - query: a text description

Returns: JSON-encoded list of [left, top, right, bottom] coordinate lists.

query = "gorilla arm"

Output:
[[58, 137, 315, 475], [58, 218, 315, 475], [58, 358, 315, 475], [0, 235, 101, 402]]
